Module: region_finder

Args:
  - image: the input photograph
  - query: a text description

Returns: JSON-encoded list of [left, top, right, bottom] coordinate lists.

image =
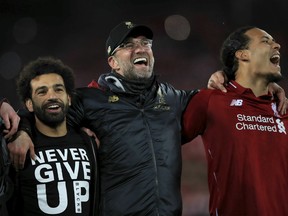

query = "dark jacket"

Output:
[[0, 98, 13, 216], [0, 117, 13, 216], [68, 73, 197, 216]]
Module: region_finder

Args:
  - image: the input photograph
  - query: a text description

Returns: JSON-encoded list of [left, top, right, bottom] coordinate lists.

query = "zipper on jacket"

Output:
[[90, 137, 98, 216], [83, 132, 99, 216], [141, 110, 160, 216]]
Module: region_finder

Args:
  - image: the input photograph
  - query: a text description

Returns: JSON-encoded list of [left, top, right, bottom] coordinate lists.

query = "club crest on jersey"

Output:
[[271, 102, 280, 117], [108, 95, 119, 103], [230, 99, 243, 106], [153, 88, 170, 111]]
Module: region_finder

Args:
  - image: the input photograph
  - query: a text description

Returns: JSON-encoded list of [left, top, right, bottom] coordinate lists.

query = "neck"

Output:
[[236, 73, 269, 97], [112, 72, 156, 93], [35, 119, 67, 137]]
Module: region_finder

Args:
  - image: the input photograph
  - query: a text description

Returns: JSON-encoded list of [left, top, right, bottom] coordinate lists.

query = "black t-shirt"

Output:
[[18, 127, 93, 216]]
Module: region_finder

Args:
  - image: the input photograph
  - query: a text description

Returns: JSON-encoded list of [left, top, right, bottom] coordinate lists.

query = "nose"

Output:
[[134, 44, 147, 52], [273, 41, 281, 50], [133, 43, 152, 54], [47, 89, 58, 99]]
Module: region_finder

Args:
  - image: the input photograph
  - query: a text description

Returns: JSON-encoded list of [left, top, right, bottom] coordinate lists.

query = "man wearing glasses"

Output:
[[70, 21, 195, 215]]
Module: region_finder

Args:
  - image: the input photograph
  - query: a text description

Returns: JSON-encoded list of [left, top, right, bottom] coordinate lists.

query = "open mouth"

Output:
[[270, 54, 280, 66], [48, 104, 60, 109], [44, 103, 62, 112], [133, 57, 148, 66]]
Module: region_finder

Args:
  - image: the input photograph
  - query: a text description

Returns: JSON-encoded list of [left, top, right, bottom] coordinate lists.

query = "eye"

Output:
[[123, 42, 134, 49], [142, 40, 150, 46], [262, 37, 274, 45], [36, 90, 47, 96], [55, 87, 64, 92]]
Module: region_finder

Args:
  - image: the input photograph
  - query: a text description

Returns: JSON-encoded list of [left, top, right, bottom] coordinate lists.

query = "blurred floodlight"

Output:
[[13, 17, 37, 44], [164, 15, 190, 41], [0, 52, 22, 80]]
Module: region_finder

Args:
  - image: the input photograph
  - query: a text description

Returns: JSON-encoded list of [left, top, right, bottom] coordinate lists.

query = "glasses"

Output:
[[111, 38, 153, 55]]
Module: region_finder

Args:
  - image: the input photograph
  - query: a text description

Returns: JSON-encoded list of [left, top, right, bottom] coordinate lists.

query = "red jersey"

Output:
[[182, 81, 288, 216]]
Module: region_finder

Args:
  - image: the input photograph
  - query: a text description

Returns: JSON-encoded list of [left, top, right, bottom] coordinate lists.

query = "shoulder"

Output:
[[74, 87, 106, 100], [192, 88, 223, 100], [158, 82, 198, 96]]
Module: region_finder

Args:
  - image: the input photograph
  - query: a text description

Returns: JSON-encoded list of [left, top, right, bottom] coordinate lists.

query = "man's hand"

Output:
[[207, 70, 227, 92], [81, 127, 100, 148], [7, 130, 35, 170], [268, 82, 287, 115], [0, 102, 20, 139]]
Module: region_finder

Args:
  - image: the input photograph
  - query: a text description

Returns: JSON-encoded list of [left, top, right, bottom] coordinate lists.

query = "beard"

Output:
[[121, 57, 155, 81], [123, 67, 153, 81], [33, 100, 69, 128], [265, 72, 283, 83]]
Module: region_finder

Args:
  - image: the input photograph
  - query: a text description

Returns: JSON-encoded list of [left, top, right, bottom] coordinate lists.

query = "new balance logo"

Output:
[[230, 99, 243, 106]]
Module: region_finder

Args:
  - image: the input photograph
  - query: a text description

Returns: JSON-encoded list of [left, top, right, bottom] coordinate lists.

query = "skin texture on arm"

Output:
[[7, 109, 36, 169], [0, 101, 20, 139], [7, 130, 35, 170]]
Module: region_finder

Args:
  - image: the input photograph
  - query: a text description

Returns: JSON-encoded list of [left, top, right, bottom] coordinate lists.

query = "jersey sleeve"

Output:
[[182, 89, 213, 143]]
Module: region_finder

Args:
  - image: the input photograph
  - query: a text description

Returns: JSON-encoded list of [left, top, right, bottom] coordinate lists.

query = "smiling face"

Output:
[[108, 36, 155, 81], [244, 28, 281, 82], [26, 73, 71, 128]]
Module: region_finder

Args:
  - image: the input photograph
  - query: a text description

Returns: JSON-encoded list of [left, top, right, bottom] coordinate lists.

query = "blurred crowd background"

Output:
[[1, 0, 288, 215]]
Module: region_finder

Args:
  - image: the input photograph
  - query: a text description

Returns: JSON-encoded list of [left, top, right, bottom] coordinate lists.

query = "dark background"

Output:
[[1, 1, 288, 215]]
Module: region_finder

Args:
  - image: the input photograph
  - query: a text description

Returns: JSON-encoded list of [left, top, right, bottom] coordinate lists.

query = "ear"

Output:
[[108, 56, 120, 70], [235, 50, 249, 61], [68, 95, 71, 106], [25, 99, 34, 112]]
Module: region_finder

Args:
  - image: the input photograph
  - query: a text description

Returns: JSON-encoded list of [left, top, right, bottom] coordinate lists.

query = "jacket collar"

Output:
[[98, 72, 157, 94]]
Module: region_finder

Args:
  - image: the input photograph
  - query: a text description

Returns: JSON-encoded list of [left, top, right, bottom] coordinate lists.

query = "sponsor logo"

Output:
[[153, 88, 170, 111], [230, 99, 243, 106], [235, 114, 286, 134]]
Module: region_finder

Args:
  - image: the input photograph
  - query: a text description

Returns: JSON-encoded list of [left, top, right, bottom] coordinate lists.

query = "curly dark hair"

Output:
[[220, 26, 256, 80], [17, 56, 75, 103]]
